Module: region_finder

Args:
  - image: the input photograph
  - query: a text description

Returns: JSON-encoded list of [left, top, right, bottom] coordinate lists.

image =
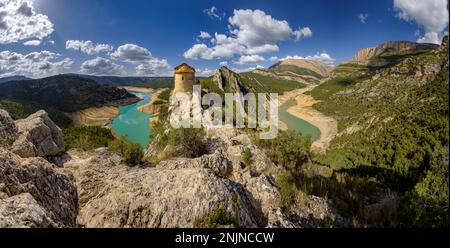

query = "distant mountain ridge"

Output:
[[0, 74, 138, 113], [349, 41, 438, 64], [68, 74, 174, 88], [0, 76, 31, 84], [252, 59, 332, 85]]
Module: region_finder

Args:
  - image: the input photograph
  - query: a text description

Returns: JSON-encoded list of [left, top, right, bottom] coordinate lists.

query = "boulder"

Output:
[[63, 148, 265, 228], [0, 148, 78, 227], [0, 108, 18, 147], [11, 110, 65, 158], [0, 193, 58, 228]]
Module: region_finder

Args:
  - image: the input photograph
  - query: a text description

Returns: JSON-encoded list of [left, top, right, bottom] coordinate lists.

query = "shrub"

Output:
[[109, 136, 143, 166], [242, 148, 253, 168], [194, 205, 239, 228], [254, 130, 311, 173], [64, 126, 114, 150]]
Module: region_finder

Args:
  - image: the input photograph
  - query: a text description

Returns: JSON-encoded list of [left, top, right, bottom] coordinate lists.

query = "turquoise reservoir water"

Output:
[[110, 91, 152, 149], [279, 99, 321, 142]]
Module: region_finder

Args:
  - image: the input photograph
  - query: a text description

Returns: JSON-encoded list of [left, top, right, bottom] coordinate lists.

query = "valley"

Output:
[[0, 35, 448, 228]]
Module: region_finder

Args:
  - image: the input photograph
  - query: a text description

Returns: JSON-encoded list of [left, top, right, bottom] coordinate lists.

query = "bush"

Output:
[[254, 130, 311, 173], [194, 205, 239, 228], [242, 148, 253, 168], [108, 136, 143, 166], [64, 126, 114, 150]]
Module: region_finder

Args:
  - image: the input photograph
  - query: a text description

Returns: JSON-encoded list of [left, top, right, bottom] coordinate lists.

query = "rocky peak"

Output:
[[8, 110, 65, 158], [351, 41, 438, 63], [214, 66, 249, 94]]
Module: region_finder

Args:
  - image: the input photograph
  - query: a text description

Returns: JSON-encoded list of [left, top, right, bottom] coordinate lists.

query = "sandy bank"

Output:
[[119, 86, 154, 94], [279, 86, 338, 154], [67, 97, 140, 126]]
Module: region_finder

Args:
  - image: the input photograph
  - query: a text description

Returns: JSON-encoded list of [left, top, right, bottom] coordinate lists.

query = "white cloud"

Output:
[[0, 0, 54, 44], [229, 9, 293, 47], [219, 61, 228, 66], [203, 6, 225, 20], [0, 50, 72, 78], [23, 39, 41, 46], [269, 56, 279, 62], [197, 68, 213, 76], [184, 9, 298, 60], [198, 31, 211, 39], [358, 13, 369, 24], [234, 55, 265, 65], [293, 27, 313, 41], [281, 52, 336, 66], [110, 44, 170, 75], [66, 40, 113, 55], [394, 0, 449, 44], [79, 57, 125, 76]]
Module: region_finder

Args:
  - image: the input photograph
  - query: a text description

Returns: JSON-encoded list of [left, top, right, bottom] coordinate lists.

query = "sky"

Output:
[[0, 0, 449, 78]]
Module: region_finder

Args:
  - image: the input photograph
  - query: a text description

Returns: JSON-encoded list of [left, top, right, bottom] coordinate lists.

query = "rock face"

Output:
[[11, 110, 65, 158], [0, 107, 18, 147], [0, 148, 78, 227], [63, 148, 263, 227], [215, 67, 248, 94], [350, 41, 438, 63]]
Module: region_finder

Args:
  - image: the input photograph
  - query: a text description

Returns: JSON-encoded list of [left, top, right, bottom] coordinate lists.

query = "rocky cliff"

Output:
[[350, 41, 438, 64]]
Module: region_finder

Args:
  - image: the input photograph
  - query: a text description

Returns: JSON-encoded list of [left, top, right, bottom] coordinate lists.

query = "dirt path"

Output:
[[279, 86, 338, 154]]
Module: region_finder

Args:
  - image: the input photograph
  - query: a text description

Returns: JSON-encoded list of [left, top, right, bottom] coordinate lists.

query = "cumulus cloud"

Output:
[[0, 50, 72, 78], [79, 57, 125, 76], [23, 39, 41, 46], [0, 0, 54, 44], [220, 61, 228, 66], [198, 31, 211, 39], [66, 40, 113, 55], [269, 56, 279, 62], [203, 6, 225, 20], [184, 9, 300, 60], [280, 52, 336, 66], [234, 54, 265, 65], [394, 0, 449, 44], [110, 44, 170, 76], [293, 27, 313, 41], [358, 13, 369, 24], [197, 68, 213, 76]]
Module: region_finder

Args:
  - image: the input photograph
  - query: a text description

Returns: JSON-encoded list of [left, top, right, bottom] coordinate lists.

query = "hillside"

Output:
[[72, 74, 174, 88], [0, 76, 31, 84], [348, 41, 438, 66], [309, 36, 449, 227], [0, 75, 138, 113], [251, 59, 332, 85], [199, 66, 306, 96]]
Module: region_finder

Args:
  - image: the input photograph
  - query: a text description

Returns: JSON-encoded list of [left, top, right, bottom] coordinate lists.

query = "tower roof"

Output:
[[174, 63, 196, 74]]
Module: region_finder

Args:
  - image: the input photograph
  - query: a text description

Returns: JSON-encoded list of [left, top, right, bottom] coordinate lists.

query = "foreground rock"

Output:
[[0, 148, 78, 227], [11, 110, 65, 158], [0, 107, 18, 147], [63, 148, 265, 227]]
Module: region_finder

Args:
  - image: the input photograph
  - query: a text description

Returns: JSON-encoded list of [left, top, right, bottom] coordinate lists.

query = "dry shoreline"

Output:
[[119, 86, 154, 94], [279, 85, 338, 154]]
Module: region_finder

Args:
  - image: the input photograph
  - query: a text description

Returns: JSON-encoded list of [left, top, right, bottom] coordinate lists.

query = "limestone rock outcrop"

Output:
[[0, 107, 18, 147], [62, 148, 265, 227], [0, 148, 78, 227], [350, 41, 437, 64], [11, 110, 65, 158]]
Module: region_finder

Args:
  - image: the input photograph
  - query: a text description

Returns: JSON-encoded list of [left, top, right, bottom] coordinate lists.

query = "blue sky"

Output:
[[0, 0, 448, 78]]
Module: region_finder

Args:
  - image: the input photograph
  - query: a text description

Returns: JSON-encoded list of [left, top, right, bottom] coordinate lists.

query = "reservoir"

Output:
[[279, 99, 321, 142], [110, 91, 152, 149]]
